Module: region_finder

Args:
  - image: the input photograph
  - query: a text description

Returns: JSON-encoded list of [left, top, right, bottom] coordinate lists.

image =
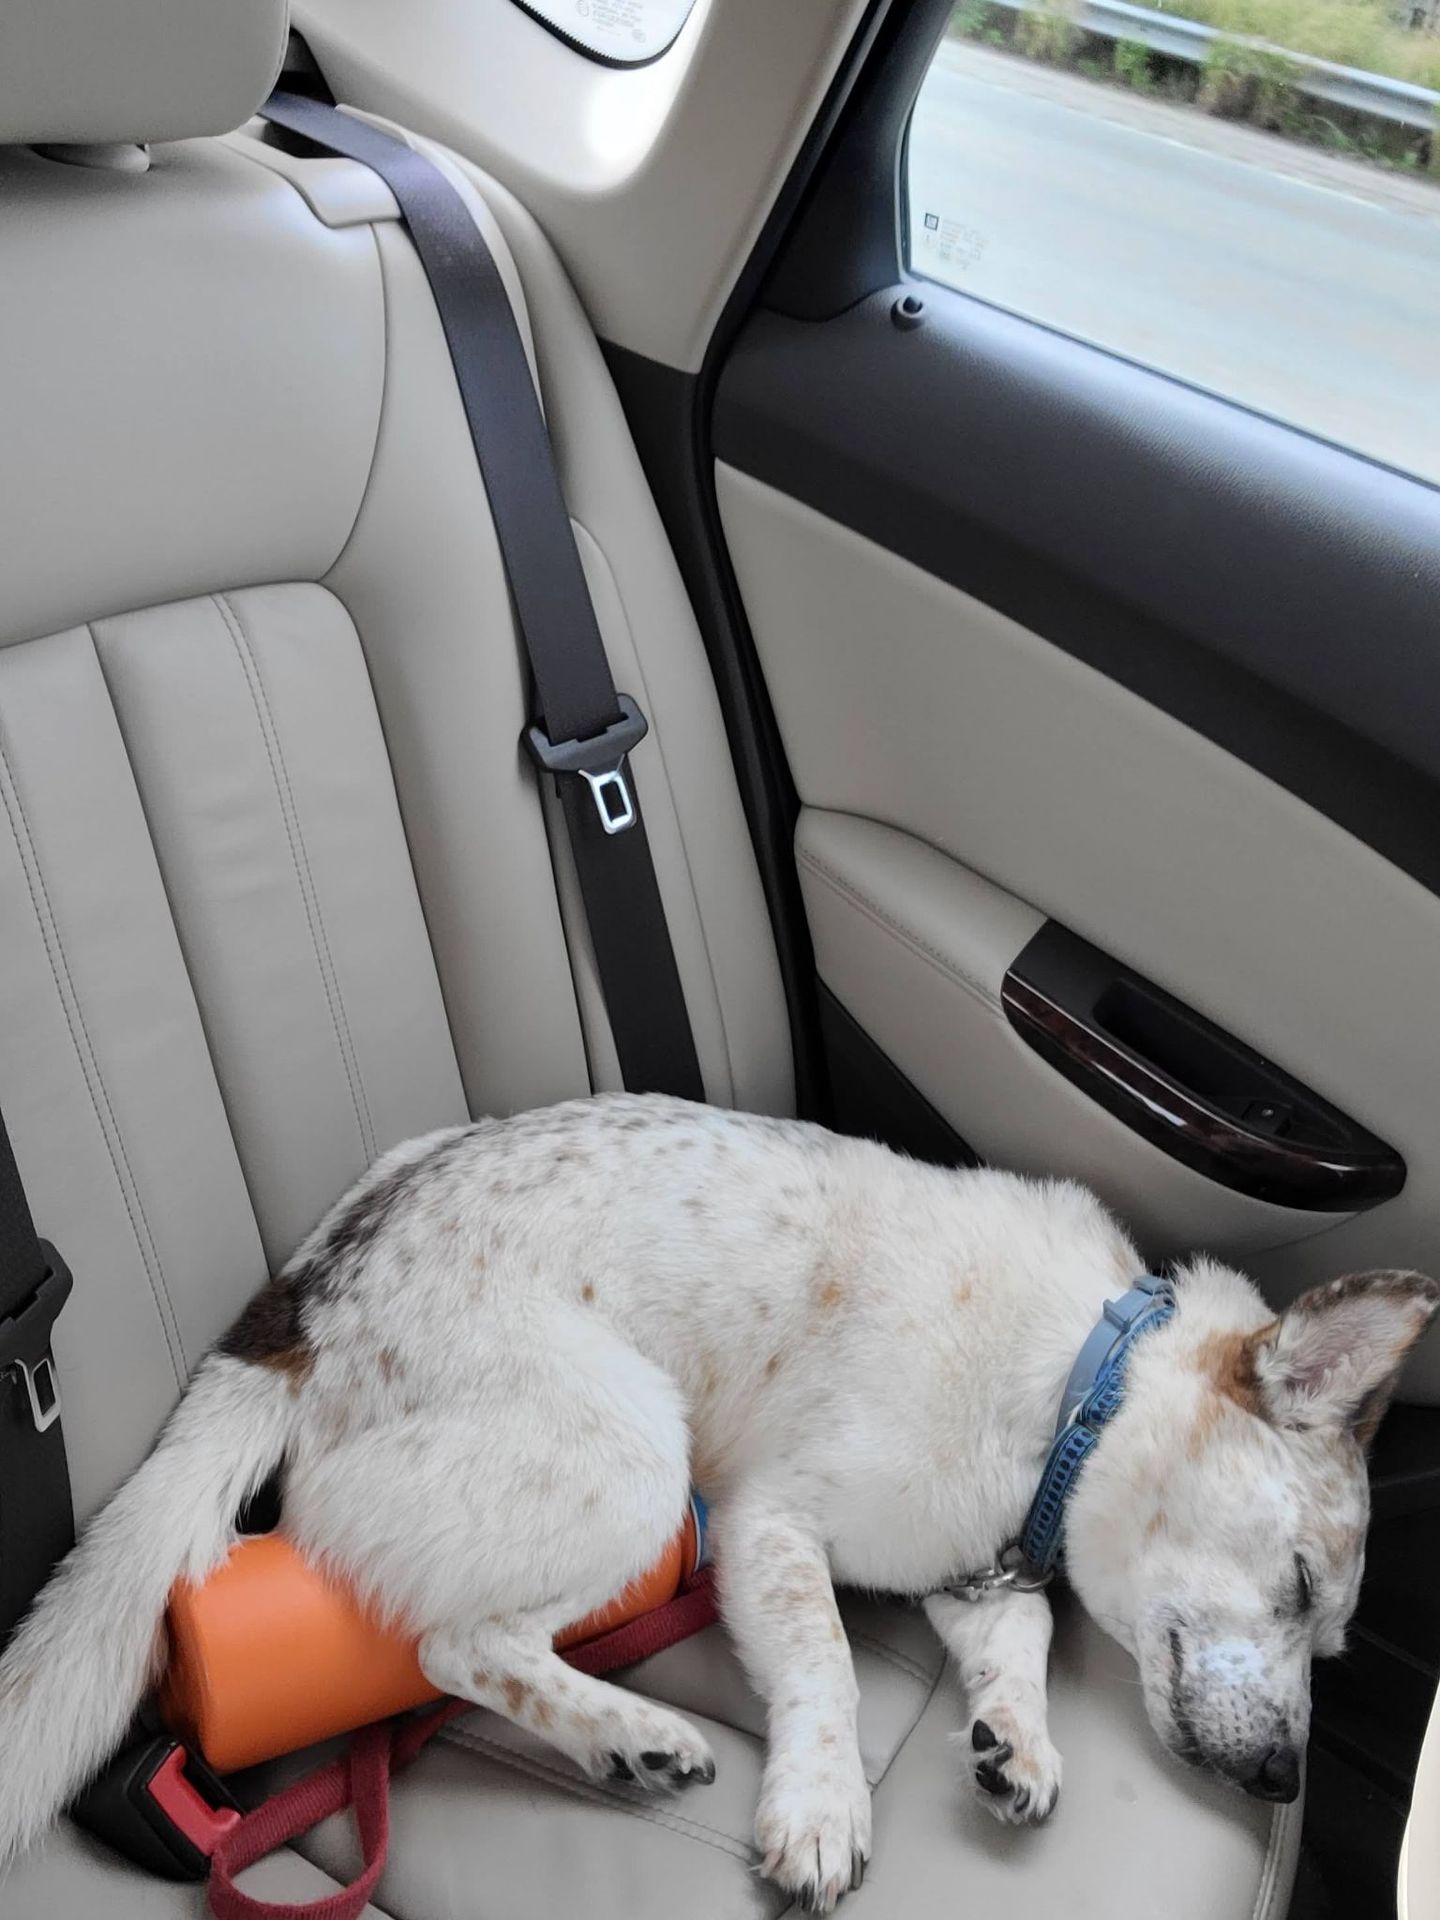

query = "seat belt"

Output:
[[0, 1098, 74, 1647], [258, 90, 705, 1105]]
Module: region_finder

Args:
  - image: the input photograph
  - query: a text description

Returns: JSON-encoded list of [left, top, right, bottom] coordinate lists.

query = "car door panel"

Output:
[[714, 457, 1440, 1395]]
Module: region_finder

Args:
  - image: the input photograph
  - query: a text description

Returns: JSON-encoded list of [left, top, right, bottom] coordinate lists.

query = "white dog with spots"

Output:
[[0, 1095, 1434, 1909]]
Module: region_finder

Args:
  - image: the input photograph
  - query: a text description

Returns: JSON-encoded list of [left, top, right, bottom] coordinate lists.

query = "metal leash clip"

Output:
[[942, 1541, 1054, 1605]]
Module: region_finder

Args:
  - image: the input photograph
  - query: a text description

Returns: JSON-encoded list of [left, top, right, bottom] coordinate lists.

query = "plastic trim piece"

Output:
[[1003, 923, 1405, 1212]]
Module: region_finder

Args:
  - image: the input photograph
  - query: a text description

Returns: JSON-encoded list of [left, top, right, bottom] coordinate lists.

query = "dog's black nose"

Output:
[[1244, 1745, 1301, 1802]]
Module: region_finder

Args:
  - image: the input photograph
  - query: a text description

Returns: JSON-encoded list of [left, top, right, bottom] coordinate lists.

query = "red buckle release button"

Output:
[[146, 1746, 242, 1857]]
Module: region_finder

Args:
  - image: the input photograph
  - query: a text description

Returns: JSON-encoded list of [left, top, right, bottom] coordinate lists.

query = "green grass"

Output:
[[949, 0, 1440, 90], [1178, 0, 1440, 92], [946, 0, 1438, 175]]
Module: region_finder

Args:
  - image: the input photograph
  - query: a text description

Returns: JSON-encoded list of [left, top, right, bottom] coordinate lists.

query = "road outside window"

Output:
[[907, 0, 1440, 485]]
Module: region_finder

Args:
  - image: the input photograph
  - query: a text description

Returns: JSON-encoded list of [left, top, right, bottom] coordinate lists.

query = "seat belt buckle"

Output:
[[71, 1732, 241, 1882], [0, 1241, 72, 1435], [525, 693, 649, 835]]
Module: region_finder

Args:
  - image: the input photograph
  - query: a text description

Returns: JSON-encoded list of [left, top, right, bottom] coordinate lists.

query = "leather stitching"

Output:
[[1251, 1794, 1302, 1920], [796, 845, 1002, 1018], [436, 1724, 758, 1860], [0, 706, 186, 1387], [215, 592, 378, 1165], [847, 1628, 941, 1689]]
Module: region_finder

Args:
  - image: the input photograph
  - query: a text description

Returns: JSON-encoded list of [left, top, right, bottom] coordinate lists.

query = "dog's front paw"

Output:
[[966, 1713, 1062, 1826], [755, 1755, 871, 1913]]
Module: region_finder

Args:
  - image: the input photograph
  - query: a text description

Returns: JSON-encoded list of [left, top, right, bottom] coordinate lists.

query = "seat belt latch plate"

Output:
[[525, 692, 649, 835], [0, 1242, 72, 1436]]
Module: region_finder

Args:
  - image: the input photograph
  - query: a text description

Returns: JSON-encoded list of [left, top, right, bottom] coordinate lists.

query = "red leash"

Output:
[[207, 1569, 720, 1920]]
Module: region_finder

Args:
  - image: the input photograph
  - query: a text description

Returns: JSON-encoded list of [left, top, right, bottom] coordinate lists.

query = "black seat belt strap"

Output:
[[259, 91, 705, 1103], [0, 1098, 74, 1645]]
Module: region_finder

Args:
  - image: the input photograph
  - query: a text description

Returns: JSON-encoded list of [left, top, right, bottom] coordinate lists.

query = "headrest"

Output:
[[0, 0, 290, 149]]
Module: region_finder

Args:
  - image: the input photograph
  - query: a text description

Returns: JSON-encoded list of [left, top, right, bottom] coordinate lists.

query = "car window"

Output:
[[905, 0, 1440, 484]]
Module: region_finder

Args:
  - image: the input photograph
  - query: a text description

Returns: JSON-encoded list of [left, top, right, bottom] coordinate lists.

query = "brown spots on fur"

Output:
[[809, 1258, 849, 1316], [764, 1352, 783, 1379], [1195, 1325, 1273, 1419], [265, 1343, 313, 1385], [217, 1273, 314, 1380], [471, 1669, 491, 1691], [1316, 1510, 1365, 1571], [699, 1362, 720, 1400], [532, 1698, 554, 1728], [1185, 1391, 1225, 1461], [581, 1283, 595, 1304], [755, 1297, 772, 1320], [503, 1677, 531, 1715], [377, 1346, 401, 1383], [1145, 1509, 1167, 1540], [952, 1280, 973, 1310]]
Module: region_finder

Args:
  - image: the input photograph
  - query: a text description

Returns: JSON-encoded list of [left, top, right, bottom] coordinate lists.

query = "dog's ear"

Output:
[[1252, 1271, 1439, 1446]]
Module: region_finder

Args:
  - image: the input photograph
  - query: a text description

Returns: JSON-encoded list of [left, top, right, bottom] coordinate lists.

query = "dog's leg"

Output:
[[923, 1588, 1061, 1825], [419, 1618, 715, 1789], [716, 1486, 869, 1914]]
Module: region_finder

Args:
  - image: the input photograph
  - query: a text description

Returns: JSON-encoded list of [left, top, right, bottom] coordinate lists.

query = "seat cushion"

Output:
[[256, 1592, 1294, 1920]]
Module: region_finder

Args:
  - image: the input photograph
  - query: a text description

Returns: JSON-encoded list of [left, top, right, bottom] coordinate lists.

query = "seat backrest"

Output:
[[0, 0, 790, 1525]]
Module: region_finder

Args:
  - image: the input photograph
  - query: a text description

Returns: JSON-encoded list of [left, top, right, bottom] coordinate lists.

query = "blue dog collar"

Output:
[[1018, 1275, 1176, 1575], [945, 1275, 1176, 1601]]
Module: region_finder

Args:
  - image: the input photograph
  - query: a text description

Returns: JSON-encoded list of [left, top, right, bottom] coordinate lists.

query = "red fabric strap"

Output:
[[206, 1569, 719, 1920]]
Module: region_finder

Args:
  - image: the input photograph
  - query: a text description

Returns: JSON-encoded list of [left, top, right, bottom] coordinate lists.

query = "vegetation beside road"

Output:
[[950, 0, 1440, 173]]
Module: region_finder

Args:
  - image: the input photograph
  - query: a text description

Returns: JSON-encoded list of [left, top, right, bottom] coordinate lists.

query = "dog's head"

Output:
[[1064, 1262, 1438, 1802]]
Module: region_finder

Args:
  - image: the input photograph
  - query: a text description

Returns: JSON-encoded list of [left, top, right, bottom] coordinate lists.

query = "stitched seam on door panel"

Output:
[[0, 717, 186, 1386], [215, 593, 377, 1165], [796, 847, 1001, 1017]]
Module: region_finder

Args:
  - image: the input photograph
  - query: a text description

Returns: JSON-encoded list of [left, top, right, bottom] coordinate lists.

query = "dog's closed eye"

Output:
[[1293, 1554, 1314, 1616]]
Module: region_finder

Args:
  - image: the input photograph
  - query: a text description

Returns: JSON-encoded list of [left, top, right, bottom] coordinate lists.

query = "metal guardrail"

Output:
[[988, 0, 1440, 129]]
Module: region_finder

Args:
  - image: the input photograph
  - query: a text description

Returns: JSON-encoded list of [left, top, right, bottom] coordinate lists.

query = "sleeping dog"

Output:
[[0, 1094, 1433, 1909]]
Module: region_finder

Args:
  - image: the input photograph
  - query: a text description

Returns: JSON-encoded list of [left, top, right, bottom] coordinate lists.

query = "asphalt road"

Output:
[[907, 40, 1440, 485]]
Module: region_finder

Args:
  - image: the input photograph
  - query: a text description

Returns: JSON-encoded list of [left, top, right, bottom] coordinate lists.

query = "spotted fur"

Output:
[[0, 1097, 1432, 1908]]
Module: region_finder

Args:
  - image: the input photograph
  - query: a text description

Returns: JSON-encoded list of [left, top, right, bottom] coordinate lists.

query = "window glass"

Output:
[[906, 2, 1440, 484], [508, 0, 696, 65]]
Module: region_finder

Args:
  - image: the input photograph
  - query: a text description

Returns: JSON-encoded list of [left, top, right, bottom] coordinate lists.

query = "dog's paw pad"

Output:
[[963, 1718, 1061, 1826], [595, 1716, 715, 1793]]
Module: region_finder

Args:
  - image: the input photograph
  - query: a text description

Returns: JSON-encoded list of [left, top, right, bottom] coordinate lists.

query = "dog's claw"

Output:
[[851, 1848, 866, 1891], [692, 1756, 717, 1785], [965, 1719, 1062, 1827]]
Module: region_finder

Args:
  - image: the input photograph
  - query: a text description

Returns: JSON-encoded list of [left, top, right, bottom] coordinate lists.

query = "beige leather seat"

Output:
[[0, 2, 1297, 1914]]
